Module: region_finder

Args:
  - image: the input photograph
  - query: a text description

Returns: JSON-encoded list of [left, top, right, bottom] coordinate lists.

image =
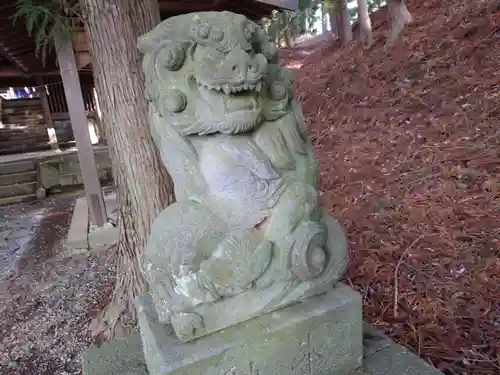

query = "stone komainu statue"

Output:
[[137, 11, 348, 343]]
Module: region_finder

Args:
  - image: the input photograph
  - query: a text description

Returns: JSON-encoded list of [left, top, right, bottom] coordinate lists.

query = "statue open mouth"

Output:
[[196, 80, 263, 95], [192, 77, 264, 134]]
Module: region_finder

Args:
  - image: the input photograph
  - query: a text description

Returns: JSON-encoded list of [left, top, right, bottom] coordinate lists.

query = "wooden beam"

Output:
[[54, 33, 107, 227], [36, 76, 59, 150], [0, 43, 29, 72], [158, 1, 211, 13]]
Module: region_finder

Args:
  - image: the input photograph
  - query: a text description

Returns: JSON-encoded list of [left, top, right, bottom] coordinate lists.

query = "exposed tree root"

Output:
[[89, 241, 146, 344]]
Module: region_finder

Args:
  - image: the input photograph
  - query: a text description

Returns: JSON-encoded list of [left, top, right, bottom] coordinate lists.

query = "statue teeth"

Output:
[[196, 81, 264, 94]]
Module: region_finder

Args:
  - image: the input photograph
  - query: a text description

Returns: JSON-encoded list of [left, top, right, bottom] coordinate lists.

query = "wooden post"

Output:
[[36, 76, 59, 150], [55, 33, 107, 227]]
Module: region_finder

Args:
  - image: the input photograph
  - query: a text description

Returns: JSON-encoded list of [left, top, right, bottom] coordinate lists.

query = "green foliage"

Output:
[[12, 0, 80, 65], [368, 0, 383, 11]]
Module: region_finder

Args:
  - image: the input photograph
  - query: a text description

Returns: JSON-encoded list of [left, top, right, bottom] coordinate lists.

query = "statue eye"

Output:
[[164, 89, 187, 113]]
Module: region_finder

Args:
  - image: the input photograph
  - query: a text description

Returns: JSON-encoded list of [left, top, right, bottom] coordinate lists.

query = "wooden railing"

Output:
[[44, 76, 97, 115], [0, 78, 101, 155]]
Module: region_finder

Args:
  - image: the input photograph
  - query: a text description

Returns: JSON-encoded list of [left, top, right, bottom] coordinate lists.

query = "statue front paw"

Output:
[[173, 265, 218, 306], [199, 235, 272, 296], [171, 312, 204, 342]]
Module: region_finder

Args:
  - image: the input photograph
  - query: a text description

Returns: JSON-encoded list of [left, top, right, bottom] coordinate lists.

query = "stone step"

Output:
[[0, 131, 48, 141], [0, 181, 37, 199], [0, 128, 47, 134], [0, 160, 36, 175], [0, 136, 49, 147], [0, 143, 51, 156], [0, 193, 37, 206], [0, 171, 37, 186]]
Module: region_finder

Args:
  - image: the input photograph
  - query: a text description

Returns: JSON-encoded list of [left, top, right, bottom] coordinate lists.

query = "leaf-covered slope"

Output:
[[284, 0, 500, 373]]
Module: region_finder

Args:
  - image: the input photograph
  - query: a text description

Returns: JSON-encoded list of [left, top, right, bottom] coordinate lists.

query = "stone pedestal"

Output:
[[136, 285, 363, 375]]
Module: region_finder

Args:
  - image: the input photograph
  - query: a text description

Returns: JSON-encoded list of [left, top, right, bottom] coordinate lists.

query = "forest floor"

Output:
[[280, 0, 500, 374], [0, 196, 116, 375]]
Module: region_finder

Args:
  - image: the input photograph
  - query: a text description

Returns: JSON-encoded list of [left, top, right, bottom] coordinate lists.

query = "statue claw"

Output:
[[171, 312, 204, 342]]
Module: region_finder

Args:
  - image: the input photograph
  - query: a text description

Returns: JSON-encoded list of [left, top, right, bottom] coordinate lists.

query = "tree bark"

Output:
[[321, 1, 328, 34], [329, 6, 338, 37], [280, 12, 294, 48], [386, 0, 412, 46], [81, 0, 175, 342], [357, 0, 373, 46], [337, 0, 353, 45], [283, 28, 294, 48]]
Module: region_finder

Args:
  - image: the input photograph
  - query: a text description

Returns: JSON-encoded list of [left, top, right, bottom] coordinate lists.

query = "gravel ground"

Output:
[[0, 196, 117, 375]]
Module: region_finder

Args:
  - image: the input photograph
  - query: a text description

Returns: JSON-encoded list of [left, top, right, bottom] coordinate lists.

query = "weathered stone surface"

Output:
[[35, 187, 46, 200], [363, 343, 443, 375], [82, 333, 148, 375], [88, 223, 118, 249], [66, 196, 89, 250], [39, 161, 60, 188], [0, 170, 37, 186], [39, 149, 112, 190], [0, 160, 36, 175], [81, 322, 444, 375], [139, 10, 348, 343], [137, 285, 363, 375], [362, 322, 392, 357], [0, 181, 37, 199]]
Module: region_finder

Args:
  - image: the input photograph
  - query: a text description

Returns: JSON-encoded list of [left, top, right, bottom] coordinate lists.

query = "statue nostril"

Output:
[[232, 65, 239, 72]]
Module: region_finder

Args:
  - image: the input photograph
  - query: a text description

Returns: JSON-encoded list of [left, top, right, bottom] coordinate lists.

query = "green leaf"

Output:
[[12, 0, 81, 64]]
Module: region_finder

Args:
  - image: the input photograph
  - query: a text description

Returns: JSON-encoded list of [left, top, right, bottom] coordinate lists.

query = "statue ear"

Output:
[[138, 33, 161, 55]]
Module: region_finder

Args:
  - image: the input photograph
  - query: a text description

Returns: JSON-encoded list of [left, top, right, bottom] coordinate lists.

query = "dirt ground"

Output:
[[0, 196, 116, 375]]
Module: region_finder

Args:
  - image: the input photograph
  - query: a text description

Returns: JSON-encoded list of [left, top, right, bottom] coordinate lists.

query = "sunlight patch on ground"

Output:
[[285, 62, 303, 70]]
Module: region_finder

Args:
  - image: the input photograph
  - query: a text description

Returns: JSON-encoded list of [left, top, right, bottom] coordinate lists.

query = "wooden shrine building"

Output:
[[0, 0, 297, 224]]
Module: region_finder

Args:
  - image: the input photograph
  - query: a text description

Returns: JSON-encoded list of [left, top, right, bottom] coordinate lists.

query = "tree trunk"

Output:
[[337, 0, 353, 45], [305, 7, 311, 33], [283, 28, 294, 48], [321, 2, 328, 34], [81, 0, 175, 342], [357, 0, 373, 46], [280, 12, 293, 48], [329, 6, 338, 37], [386, 0, 412, 46], [268, 19, 280, 47]]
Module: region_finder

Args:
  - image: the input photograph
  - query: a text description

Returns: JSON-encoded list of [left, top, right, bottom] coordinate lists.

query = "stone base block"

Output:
[[136, 285, 363, 375]]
